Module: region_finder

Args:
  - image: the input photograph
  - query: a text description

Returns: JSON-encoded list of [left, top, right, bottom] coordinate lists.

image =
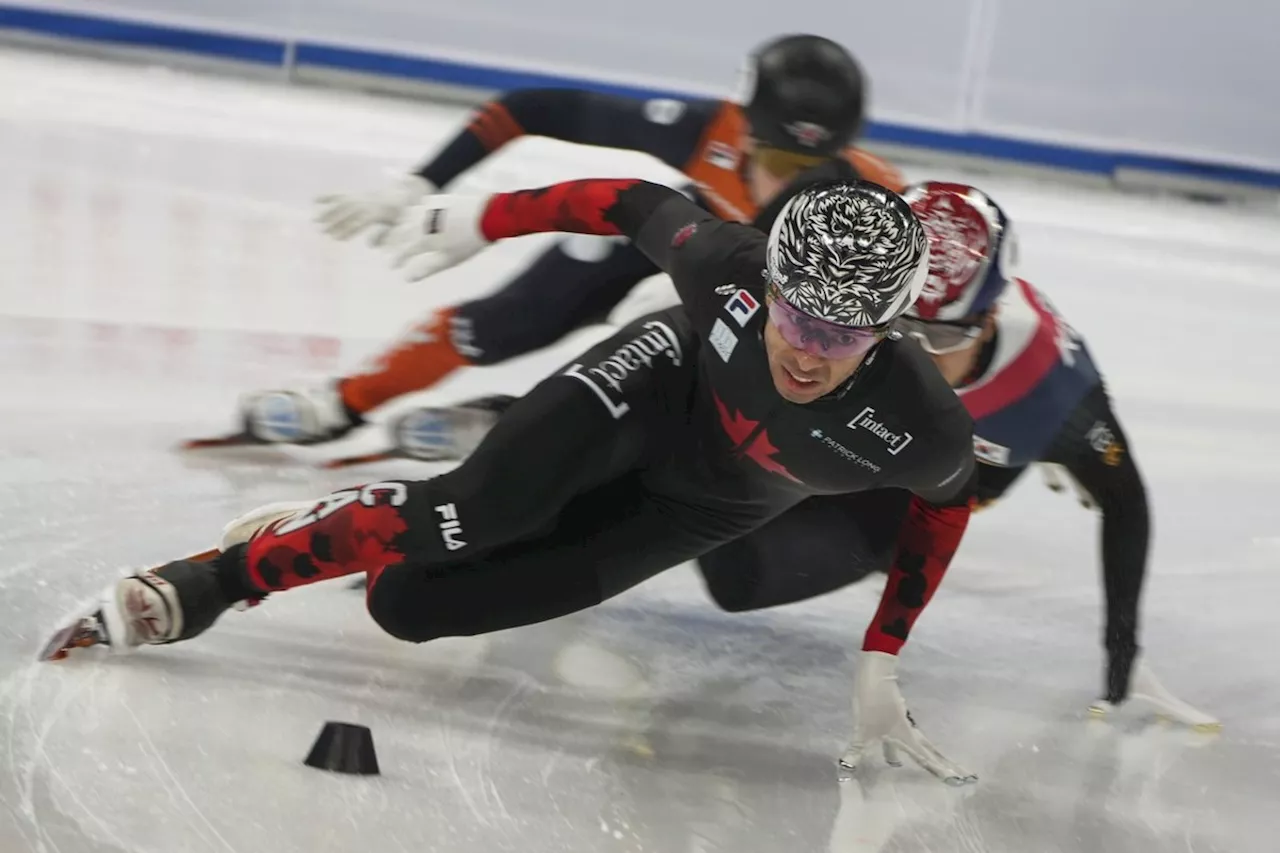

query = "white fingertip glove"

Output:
[[315, 174, 437, 244], [380, 193, 493, 282], [839, 651, 978, 786], [1088, 659, 1221, 731]]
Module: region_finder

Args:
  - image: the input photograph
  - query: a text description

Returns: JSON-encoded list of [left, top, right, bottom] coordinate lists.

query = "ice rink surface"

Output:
[[1, 47, 1278, 853]]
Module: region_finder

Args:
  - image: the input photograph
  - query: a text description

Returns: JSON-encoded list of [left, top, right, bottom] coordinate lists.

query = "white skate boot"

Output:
[[325, 395, 512, 469], [219, 500, 316, 548], [39, 502, 316, 661], [392, 400, 506, 461], [240, 383, 356, 445], [180, 383, 357, 452], [40, 558, 223, 660]]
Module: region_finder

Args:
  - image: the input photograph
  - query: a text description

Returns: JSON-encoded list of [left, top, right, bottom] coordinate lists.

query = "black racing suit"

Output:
[[413, 89, 902, 362], [223, 180, 976, 657], [699, 363, 1148, 701], [976, 382, 1148, 702]]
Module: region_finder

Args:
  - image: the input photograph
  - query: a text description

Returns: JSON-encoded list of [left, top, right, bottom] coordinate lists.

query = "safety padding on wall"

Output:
[[0, 5, 285, 64], [291, 43, 692, 104], [3, 3, 1279, 196]]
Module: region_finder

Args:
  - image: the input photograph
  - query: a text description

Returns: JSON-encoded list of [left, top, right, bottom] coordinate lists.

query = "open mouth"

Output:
[[782, 365, 820, 388]]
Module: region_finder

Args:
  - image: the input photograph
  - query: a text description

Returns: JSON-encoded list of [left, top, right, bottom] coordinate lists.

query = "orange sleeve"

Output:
[[843, 148, 908, 194]]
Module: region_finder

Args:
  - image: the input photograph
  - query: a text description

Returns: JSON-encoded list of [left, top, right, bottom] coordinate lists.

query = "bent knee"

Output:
[[366, 568, 442, 642], [698, 550, 764, 613], [365, 566, 493, 643]]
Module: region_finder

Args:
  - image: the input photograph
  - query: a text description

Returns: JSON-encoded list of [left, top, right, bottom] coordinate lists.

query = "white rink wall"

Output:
[[2, 0, 1280, 189], [2, 47, 1278, 444]]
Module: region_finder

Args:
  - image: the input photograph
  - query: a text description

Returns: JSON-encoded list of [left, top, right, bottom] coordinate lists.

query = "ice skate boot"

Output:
[[40, 502, 315, 661], [39, 556, 229, 660], [218, 499, 317, 547], [180, 383, 360, 451], [324, 395, 513, 469]]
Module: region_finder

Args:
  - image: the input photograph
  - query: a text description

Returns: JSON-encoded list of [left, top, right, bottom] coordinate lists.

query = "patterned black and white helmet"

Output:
[[765, 180, 929, 327]]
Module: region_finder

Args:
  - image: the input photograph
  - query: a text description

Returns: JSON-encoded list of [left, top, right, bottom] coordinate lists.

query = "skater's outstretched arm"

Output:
[[862, 447, 977, 655], [316, 93, 715, 243], [862, 493, 972, 655], [1038, 386, 1149, 704], [842, 462, 980, 787], [1039, 385, 1216, 729], [384, 179, 764, 321], [414, 91, 717, 190]]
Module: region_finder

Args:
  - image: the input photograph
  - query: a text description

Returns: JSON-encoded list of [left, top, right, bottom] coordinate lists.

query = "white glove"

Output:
[[315, 174, 436, 244], [839, 651, 978, 786], [1088, 658, 1221, 731], [380, 193, 493, 282]]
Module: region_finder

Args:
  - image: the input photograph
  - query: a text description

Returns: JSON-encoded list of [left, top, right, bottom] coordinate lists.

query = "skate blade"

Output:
[[38, 617, 103, 662], [1155, 713, 1224, 733], [321, 451, 402, 470], [39, 548, 221, 663], [175, 433, 306, 467], [177, 432, 262, 451]]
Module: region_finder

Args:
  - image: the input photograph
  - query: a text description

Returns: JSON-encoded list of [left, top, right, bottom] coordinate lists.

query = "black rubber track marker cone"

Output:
[[304, 722, 380, 775]]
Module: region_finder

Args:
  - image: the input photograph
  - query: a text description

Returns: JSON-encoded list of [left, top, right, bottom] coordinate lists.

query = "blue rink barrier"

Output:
[[0, 5, 284, 65], [4, 4, 1280, 192]]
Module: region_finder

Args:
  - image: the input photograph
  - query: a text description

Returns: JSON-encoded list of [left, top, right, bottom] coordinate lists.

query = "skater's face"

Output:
[[745, 151, 788, 207], [763, 314, 873, 404], [742, 136, 825, 208], [901, 312, 998, 387]]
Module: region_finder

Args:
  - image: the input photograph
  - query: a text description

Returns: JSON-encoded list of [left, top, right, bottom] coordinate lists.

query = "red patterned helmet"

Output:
[[901, 182, 1017, 322]]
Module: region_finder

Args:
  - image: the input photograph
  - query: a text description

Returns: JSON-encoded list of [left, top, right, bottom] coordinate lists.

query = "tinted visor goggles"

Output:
[[896, 316, 984, 355], [767, 289, 888, 360]]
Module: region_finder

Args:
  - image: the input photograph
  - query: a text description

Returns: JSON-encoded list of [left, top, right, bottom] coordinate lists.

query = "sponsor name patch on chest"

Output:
[[848, 406, 914, 455], [708, 318, 738, 362], [562, 320, 685, 419]]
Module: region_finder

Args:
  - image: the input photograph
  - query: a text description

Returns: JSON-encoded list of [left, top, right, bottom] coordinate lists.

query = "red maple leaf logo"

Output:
[[713, 393, 801, 483], [327, 503, 409, 568]]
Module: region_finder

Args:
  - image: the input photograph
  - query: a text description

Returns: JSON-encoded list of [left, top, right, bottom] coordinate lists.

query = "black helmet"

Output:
[[740, 34, 866, 157]]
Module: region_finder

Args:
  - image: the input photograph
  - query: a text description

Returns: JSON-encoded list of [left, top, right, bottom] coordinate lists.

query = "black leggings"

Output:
[[697, 490, 911, 612], [364, 309, 775, 642], [696, 381, 1148, 658], [457, 235, 658, 365]]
